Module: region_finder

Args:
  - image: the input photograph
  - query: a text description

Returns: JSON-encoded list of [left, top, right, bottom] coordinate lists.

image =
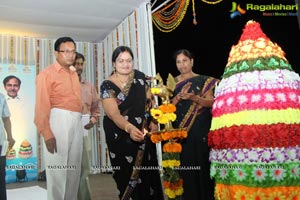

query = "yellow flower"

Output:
[[175, 186, 184, 196], [165, 187, 183, 198], [150, 108, 162, 119], [250, 190, 266, 200], [165, 188, 176, 199], [162, 160, 180, 168], [268, 191, 285, 200], [221, 188, 230, 200], [157, 114, 169, 124], [151, 88, 161, 95], [288, 190, 300, 200], [234, 190, 247, 200], [161, 160, 168, 168], [165, 112, 176, 122]]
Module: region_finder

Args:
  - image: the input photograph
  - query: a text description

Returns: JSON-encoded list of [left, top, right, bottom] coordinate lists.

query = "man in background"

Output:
[[34, 37, 83, 200], [74, 52, 100, 200], [0, 92, 15, 200]]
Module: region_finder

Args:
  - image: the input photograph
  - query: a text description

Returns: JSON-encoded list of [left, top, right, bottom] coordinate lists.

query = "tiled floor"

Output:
[[89, 173, 119, 200], [6, 173, 119, 200]]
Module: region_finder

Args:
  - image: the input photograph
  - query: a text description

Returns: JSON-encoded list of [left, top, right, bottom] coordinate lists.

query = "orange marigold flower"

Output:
[[168, 179, 183, 190], [161, 131, 172, 140], [163, 181, 171, 188], [159, 104, 176, 113], [179, 130, 188, 138], [163, 142, 182, 152], [150, 134, 162, 143]]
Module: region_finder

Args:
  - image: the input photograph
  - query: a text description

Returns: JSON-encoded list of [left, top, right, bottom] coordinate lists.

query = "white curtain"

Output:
[[0, 35, 36, 65]]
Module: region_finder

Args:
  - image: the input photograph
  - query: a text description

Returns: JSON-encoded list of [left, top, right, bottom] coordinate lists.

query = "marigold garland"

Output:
[[201, 0, 224, 4], [163, 180, 184, 199], [162, 166, 184, 199], [163, 142, 182, 153], [152, 0, 223, 33], [150, 130, 187, 143], [192, 0, 197, 25], [150, 85, 188, 200], [150, 128, 187, 200], [152, 0, 190, 33]]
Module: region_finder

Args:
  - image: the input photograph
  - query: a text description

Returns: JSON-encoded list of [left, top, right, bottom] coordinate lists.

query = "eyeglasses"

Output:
[[57, 50, 76, 55]]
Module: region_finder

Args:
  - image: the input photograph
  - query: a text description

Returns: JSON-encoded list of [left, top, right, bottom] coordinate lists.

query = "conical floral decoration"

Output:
[[208, 20, 300, 199]]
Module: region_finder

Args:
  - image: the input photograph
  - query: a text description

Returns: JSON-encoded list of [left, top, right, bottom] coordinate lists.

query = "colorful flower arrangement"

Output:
[[160, 141, 186, 199], [150, 104, 177, 124], [149, 94, 187, 199], [150, 75, 188, 199], [151, 134, 187, 200]]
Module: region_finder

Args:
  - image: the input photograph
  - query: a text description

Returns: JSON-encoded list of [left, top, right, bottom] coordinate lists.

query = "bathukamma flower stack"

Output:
[[208, 20, 300, 199]]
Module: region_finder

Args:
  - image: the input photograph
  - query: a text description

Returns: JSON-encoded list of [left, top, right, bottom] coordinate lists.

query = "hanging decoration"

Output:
[[192, 0, 197, 25], [149, 73, 187, 200], [152, 0, 224, 32], [24, 38, 27, 65], [10, 37, 14, 64], [201, 0, 223, 5], [152, 0, 190, 33]]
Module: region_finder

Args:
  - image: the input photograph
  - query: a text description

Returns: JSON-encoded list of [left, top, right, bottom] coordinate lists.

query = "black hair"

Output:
[[75, 52, 85, 62], [54, 37, 76, 51], [112, 46, 134, 63], [3, 75, 21, 87], [173, 49, 194, 60]]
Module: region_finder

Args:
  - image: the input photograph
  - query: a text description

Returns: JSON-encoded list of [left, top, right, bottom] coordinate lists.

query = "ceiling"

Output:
[[0, 0, 150, 43]]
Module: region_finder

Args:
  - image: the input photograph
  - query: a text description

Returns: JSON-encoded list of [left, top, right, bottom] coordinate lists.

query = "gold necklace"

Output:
[[115, 73, 129, 89]]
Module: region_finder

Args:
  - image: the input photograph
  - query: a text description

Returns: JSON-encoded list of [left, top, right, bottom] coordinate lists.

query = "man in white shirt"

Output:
[[0, 92, 15, 200]]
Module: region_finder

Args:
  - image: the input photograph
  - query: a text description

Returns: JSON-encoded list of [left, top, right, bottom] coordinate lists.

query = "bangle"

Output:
[[125, 123, 133, 133], [175, 95, 181, 101]]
